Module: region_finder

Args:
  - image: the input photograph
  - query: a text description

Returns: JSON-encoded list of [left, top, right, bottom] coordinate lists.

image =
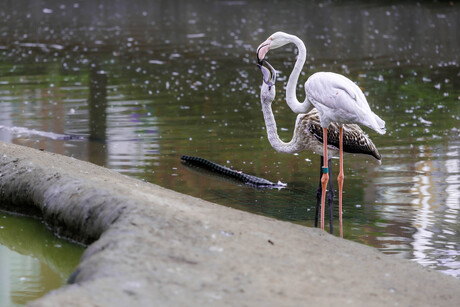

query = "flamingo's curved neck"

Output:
[[285, 35, 314, 114], [261, 101, 301, 154]]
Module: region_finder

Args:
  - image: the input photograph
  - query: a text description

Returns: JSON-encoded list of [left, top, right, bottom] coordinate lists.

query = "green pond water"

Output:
[[0, 211, 84, 306], [0, 0, 459, 304]]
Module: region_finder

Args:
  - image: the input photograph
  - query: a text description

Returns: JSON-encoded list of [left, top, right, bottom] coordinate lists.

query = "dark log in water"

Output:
[[180, 155, 286, 188]]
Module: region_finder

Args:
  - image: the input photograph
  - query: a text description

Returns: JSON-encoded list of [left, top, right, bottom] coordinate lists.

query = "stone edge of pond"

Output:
[[1, 141, 459, 306]]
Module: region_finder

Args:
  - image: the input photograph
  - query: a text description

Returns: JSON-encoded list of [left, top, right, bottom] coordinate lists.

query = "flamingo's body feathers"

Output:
[[305, 72, 386, 135]]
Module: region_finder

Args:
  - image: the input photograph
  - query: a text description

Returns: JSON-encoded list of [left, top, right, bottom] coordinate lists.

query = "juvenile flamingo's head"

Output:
[[258, 60, 276, 103]]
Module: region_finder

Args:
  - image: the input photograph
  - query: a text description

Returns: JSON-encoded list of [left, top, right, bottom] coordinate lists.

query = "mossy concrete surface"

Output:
[[1, 141, 459, 306]]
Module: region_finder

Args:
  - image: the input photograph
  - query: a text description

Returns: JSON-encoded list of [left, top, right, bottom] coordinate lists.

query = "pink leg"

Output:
[[320, 128, 329, 230], [338, 127, 344, 238]]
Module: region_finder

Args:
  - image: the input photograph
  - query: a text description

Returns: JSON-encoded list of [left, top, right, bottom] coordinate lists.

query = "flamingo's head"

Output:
[[258, 60, 276, 104], [256, 31, 292, 64]]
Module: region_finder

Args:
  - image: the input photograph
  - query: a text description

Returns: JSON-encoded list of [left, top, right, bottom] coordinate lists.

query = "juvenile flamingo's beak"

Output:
[[256, 39, 271, 64], [264, 60, 277, 84], [257, 64, 271, 85], [257, 60, 276, 86]]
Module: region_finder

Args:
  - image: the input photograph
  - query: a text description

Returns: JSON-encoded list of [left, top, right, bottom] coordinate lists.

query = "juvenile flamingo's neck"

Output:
[[261, 100, 302, 154]]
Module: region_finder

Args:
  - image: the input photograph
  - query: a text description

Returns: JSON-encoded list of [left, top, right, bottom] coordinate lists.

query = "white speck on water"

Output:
[[149, 60, 164, 65], [276, 181, 287, 187], [42, 8, 53, 14], [419, 117, 432, 125], [187, 33, 205, 39]]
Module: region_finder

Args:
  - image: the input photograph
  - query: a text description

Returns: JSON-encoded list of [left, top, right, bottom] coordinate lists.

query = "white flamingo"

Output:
[[258, 61, 381, 235], [257, 32, 385, 236]]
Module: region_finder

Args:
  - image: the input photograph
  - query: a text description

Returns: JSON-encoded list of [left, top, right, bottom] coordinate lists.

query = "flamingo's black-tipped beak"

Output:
[[258, 63, 270, 84], [256, 39, 271, 65], [264, 60, 277, 84], [258, 60, 276, 86]]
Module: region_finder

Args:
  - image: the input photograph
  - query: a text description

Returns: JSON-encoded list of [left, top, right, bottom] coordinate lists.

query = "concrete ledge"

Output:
[[1, 141, 459, 306]]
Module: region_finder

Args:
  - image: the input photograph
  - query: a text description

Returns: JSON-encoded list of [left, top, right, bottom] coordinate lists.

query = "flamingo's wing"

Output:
[[307, 114, 381, 160]]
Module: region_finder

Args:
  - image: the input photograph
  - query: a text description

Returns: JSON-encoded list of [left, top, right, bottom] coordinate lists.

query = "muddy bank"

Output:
[[0, 141, 459, 306]]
